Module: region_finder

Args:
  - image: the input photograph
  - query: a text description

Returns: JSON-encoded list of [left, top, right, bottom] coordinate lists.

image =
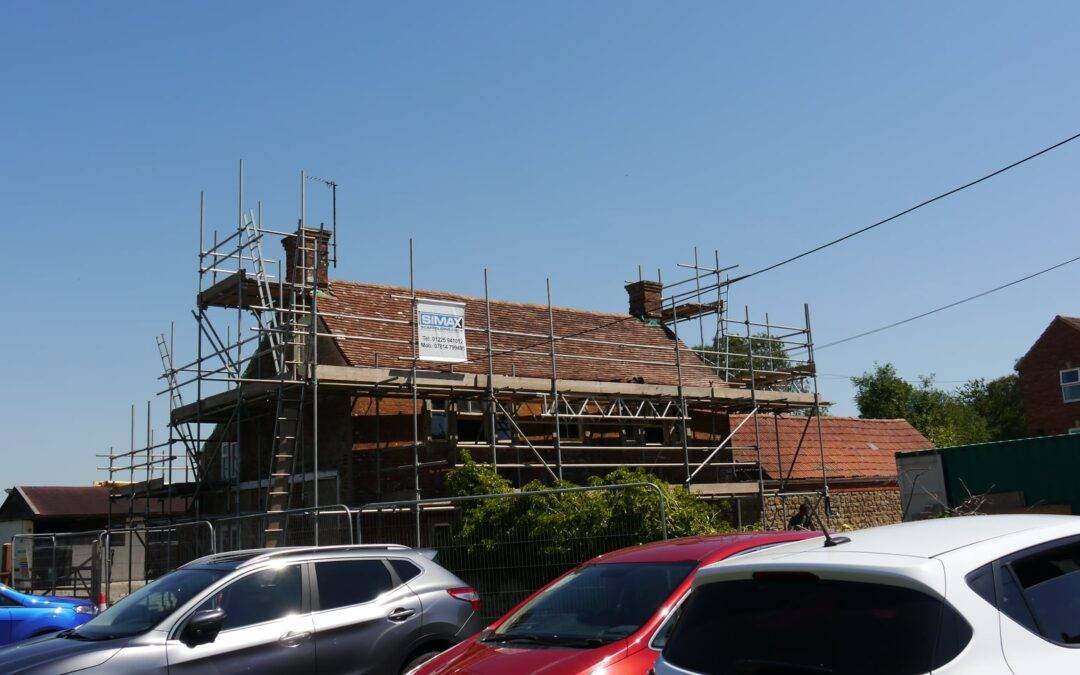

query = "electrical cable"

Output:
[[816, 253, 1080, 350], [730, 131, 1080, 284]]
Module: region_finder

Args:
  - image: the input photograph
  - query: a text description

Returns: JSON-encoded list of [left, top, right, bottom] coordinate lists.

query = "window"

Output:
[[0, 592, 19, 607], [429, 400, 448, 440], [642, 426, 665, 445], [81, 568, 226, 639], [662, 578, 972, 675], [197, 565, 302, 631], [1062, 368, 1080, 403], [1006, 539, 1080, 644], [315, 559, 394, 610], [557, 420, 582, 441], [220, 442, 240, 481], [1070, 428, 1080, 435], [650, 595, 687, 650], [389, 559, 422, 583], [494, 562, 696, 645]]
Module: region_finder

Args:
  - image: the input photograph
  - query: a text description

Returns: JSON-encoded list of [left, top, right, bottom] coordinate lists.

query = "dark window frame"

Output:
[[969, 533, 1080, 649], [387, 558, 423, 584], [310, 557, 399, 612]]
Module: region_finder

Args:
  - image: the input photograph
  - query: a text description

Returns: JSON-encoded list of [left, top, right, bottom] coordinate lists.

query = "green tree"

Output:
[[956, 375, 1026, 441], [852, 363, 1024, 447], [695, 333, 808, 393]]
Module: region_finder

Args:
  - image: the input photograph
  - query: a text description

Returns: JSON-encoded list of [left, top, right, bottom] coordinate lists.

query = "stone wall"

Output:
[[760, 485, 902, 531]]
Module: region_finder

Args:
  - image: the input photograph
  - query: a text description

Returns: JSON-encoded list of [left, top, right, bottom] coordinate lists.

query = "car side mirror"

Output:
[[181, 608, 226, 647]]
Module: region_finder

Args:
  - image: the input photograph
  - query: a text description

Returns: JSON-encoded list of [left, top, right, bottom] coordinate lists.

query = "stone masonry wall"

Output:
[[760, 486, 902, 531]]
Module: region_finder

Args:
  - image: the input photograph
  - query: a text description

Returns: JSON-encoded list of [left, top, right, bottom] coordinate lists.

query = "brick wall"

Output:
[[759, 485, 902, 531], [1018, 318, 1080, 436]]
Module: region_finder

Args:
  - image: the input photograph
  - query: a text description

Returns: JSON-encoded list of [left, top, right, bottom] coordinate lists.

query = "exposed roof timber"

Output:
[[198, 271, 286, 310], [659, 300, 722, 324]]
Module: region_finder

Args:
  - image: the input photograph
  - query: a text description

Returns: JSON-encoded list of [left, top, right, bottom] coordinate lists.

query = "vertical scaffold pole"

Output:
[[547, 278, 563, 480], [409, 240, 421, 545], [745, 307, 764, 520], [483, 270, 497, 467], [312, 226, 321, 546], [805, 303, 830, 518], [670, 297, 690, 484]]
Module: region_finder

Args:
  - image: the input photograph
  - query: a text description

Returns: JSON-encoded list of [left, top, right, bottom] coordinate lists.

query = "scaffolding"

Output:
[[102, 163, 834, 542]]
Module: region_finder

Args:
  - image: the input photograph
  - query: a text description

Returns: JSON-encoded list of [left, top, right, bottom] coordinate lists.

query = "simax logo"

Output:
[[419, 312, 464, 330]]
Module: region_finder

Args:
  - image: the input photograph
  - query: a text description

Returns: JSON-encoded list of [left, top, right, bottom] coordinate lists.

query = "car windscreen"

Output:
[[662, 577, 972, 675], [489, 561, 696, 647], [74, 568, 227, 640]]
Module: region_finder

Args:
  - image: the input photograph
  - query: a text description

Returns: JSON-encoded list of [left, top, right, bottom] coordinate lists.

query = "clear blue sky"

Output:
[[3, 2, 1079, 486]]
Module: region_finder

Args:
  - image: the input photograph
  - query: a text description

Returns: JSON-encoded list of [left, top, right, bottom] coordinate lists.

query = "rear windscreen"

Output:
[[663, 577, 971, 675]]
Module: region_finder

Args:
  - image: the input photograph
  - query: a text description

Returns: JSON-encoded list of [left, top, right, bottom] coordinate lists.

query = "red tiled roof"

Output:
[[730, 415, 932, 481], [319, 280, 724, 388]]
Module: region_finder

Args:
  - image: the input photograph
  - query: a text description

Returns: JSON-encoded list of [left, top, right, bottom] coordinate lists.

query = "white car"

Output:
[[653, 514, 1080, 674]]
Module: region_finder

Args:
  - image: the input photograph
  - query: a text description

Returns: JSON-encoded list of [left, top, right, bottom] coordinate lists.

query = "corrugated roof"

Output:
[[319, 280, 725, 388], [730, 415, 931, 481]]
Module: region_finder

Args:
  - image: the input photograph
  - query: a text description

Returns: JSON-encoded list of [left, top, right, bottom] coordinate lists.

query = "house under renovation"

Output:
[[101, 168, 915, 540]]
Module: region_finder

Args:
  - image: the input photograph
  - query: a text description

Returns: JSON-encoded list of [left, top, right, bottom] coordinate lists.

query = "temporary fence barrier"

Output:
[[356, 482, 667, 621], [10, 531, 102, 599], [212, 505, 356, 552], [100, 521, 216, 604]]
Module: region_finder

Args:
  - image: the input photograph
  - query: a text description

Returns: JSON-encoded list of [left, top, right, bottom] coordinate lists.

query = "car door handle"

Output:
[[388, 607, 415, 622], [279, 630, 312, 647]]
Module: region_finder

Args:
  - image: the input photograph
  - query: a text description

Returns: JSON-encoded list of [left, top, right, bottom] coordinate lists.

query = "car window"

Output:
[[662, 577, 972, 675], [197, 565, 302, 631], [966, 563, 996, 606], [650, 597, 686, 650], [80, 568, 227, 639], [315, 559, 394, 611], [1007, 539, 1080, 644], [389, 559, 422, 583], [494, 561, 696, 646]]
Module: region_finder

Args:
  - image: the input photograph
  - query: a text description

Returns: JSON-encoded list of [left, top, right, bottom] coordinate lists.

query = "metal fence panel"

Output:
[[213, 506, 355, 552], [356, 483, 667, 622], [11, 531, 101, 599], [101, 522, 215, 604]]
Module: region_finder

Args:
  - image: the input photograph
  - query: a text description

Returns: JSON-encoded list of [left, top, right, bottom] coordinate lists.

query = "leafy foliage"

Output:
[[694, 333, 809, 394], [852, 363, 1025, 447], [446, 452, 724, 546], [435, 454, 731, 619]]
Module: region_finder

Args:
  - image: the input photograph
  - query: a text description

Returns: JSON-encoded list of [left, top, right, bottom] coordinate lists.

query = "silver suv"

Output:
[[0, 544, 483, 674]]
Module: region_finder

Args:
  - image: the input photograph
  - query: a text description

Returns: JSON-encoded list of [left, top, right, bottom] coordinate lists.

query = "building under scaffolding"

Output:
[[102, 165, 837, 542]]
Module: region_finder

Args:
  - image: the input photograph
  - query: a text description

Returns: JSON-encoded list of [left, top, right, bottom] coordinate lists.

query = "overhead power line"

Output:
[[731, 130, 1080, 284], [816, 253, 1080, 350], [458, 131, 1080, 367]]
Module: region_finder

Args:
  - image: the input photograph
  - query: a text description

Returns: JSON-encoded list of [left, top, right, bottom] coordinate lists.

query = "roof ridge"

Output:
[[329, 278, 635, 320]]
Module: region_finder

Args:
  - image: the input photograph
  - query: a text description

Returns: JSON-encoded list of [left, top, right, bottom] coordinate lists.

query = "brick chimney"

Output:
[[625, 280, 663, 320], [282, 227, 332, 288]]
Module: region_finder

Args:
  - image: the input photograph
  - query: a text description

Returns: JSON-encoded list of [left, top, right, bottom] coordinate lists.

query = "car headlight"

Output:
[[74, 605, 98, 615]]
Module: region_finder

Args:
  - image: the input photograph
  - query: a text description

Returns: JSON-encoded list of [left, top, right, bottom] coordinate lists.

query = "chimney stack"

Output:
[[625, 280, 663, 320], [282, 227, 333, 288]]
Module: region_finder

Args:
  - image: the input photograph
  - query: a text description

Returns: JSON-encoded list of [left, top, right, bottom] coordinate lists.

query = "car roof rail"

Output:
[[182, 544, 412, 569], [238, 544, 412, 568]]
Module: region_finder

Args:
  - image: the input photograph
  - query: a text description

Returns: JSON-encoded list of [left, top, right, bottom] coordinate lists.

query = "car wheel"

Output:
[[401, 650, 443, 673]]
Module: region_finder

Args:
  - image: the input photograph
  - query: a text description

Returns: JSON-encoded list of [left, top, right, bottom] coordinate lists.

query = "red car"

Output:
[[411, 531, 818, 675]]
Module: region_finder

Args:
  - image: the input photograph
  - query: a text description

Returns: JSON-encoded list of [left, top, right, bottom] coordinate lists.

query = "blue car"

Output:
[[0, 584, 98, 645]]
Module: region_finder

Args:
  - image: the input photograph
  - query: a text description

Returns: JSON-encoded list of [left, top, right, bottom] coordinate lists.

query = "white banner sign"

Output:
[[417, 298, 468, 363]]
